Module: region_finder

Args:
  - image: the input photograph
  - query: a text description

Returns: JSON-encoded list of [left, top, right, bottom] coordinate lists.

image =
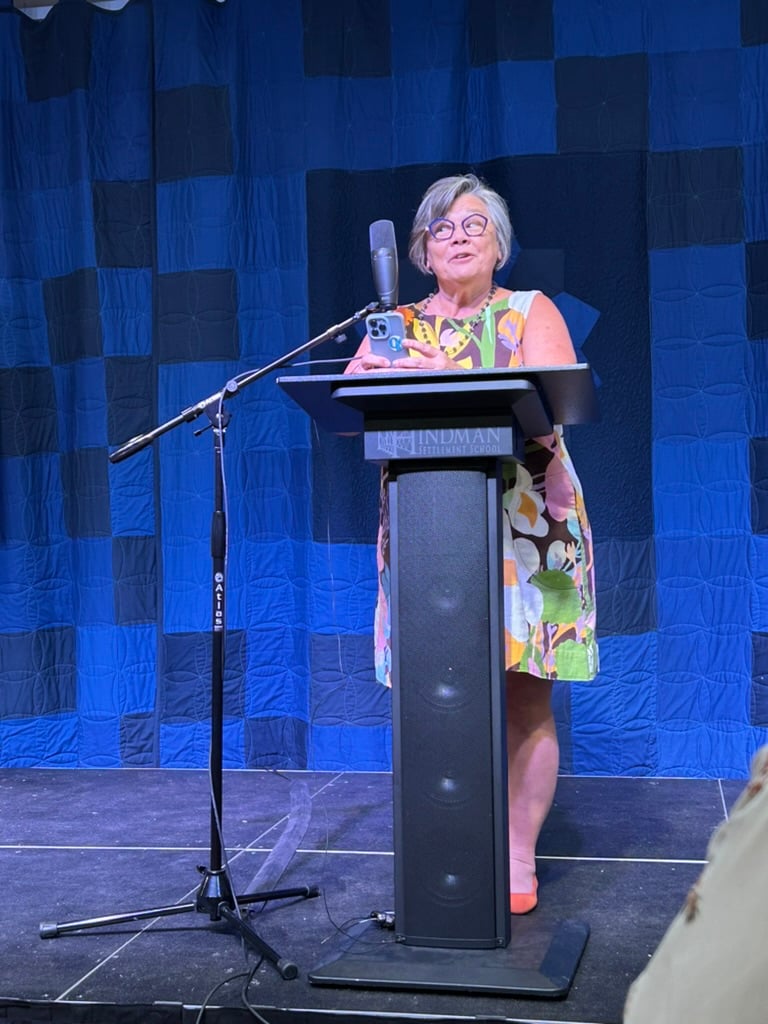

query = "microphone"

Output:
[[369, 219, 399, 309]]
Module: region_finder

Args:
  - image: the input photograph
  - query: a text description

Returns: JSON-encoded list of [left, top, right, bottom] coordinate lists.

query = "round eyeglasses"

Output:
[[427, 213, 489, 241]]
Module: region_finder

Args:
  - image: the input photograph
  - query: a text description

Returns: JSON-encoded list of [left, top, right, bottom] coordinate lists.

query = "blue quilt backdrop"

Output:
[[1, 0, 767, 777]]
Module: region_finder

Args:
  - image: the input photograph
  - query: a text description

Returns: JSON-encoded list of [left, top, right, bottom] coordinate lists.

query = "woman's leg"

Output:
[[505, 671, 558, 905]]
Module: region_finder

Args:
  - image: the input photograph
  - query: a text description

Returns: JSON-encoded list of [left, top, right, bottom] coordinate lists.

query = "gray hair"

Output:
[[407, 174, 513, 276]]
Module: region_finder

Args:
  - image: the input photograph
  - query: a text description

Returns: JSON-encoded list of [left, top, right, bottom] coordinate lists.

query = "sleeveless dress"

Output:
[[373, 291, 599, 686]]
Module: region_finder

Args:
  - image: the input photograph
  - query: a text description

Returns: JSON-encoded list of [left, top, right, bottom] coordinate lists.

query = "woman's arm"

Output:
[[520, 293, 578, 366]]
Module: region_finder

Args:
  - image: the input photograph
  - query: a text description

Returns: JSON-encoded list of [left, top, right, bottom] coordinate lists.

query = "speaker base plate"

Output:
[[309, 916, 589, 997]]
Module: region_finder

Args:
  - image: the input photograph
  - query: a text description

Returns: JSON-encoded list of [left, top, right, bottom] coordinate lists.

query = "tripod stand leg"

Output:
[[40, 900, 196, 938], [234, 885, 321, 909], [218, 904, 298, 979]]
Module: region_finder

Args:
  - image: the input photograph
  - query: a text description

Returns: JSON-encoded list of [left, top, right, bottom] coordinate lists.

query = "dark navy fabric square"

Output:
[[751, 437, 768, 534], [244, 715, 308, 769], [112, 536, 157, 626], [60, 447, 111, 538], [120, 712, 156, 766], [556, 54, 648, 153], [594, 539, 657, 637], [742, 0, 768, 46], [747, 241, 768, 341], [647, 148, 743, 249], [507, 248, 565, 297], [44, 268, 103, 364], [156, 270, 239, 363], [93, 180, 152, 269], [469, 0, 553, 63], [0, 627, 76, 718], [0, 367, 58, 456], [155, 85, 233, 182], [159, 630, 246, 720], [302, 0, 391, 77], [105, 357, 155, 446], [310, 634, 385, 722], [19, 1, 93, 102], [751, 632, 768, 726], [312, 432, 380, 544]]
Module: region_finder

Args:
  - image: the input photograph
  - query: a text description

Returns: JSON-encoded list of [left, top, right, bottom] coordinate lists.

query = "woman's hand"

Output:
[[344, 338, 460, 374], [392, 338, 460, 371], [345, 352, 392, 374]]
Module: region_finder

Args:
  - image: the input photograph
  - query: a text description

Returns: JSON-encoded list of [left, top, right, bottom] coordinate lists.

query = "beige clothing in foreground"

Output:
[[624, 746, 768, 1024]]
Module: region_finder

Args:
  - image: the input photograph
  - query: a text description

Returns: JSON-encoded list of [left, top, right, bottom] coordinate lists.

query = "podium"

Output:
[[278, 365, 598, 996]]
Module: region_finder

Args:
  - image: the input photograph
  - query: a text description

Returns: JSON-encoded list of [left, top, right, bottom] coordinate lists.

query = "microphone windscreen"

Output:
[[369, 219, 396, 251]]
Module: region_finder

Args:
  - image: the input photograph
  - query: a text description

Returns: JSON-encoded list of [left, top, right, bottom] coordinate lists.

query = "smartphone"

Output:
[[365, 311, 407, 359]]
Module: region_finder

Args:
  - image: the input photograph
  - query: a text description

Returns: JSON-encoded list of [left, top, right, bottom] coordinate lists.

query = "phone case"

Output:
[[366, 311, 407, 358]]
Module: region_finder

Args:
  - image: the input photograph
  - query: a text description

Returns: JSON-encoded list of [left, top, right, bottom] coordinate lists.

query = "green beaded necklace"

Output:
[[414, 282, 498, 342]]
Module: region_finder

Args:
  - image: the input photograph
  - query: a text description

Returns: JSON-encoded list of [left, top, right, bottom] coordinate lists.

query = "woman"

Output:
[[346, 174, 598, 914]]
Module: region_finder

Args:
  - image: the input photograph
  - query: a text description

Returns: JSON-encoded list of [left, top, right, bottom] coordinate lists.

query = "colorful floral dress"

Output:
[[373, 290, 598, 686]]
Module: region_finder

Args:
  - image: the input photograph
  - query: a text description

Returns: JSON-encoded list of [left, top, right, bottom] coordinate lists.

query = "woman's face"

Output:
[[425, 194, 501, 292]]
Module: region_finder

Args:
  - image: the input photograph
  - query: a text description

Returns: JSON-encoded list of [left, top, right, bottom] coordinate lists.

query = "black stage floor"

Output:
[[0, 767, 747, 1024]]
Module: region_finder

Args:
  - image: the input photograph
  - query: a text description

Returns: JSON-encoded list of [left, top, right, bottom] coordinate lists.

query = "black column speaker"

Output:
[[390, 461, 509, 949]]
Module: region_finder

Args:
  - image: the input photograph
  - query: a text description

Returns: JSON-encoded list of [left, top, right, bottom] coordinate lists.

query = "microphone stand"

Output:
[[40, 302, 378, 979]]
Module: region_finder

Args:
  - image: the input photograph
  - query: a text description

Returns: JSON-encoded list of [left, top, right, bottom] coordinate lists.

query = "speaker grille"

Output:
[[391, 463, 506, 947]]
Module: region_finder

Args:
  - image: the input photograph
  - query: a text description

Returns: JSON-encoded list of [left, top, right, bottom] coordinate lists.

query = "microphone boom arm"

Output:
[[109, 301, 379, 464]]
